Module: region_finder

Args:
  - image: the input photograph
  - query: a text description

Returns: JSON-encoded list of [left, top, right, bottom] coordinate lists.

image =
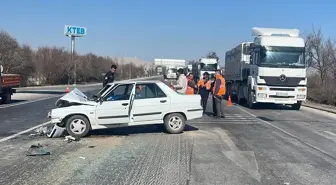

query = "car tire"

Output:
[[164, 113, 185, 134], [65, 115, 91, 138]]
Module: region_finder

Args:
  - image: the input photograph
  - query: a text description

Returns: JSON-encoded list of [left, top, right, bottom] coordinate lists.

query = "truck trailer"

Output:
[[0, 65, 20, 104], [224, 27, 307, 110]]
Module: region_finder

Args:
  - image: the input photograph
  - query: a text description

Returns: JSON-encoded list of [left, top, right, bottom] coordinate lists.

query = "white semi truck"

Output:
[[224, 27, 307, 110], [198, 58, 220, 80]]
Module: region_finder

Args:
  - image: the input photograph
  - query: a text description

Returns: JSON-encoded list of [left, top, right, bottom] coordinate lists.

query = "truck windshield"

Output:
[[167, 68, 177, 73], [259, 46, 305, 68], [200, 63, 218, 71]]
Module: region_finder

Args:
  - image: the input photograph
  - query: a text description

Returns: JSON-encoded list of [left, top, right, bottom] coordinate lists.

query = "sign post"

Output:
[[64, 25, 87, 85]]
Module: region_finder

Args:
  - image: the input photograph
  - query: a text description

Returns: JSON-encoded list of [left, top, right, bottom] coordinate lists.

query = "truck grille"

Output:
[[269, 88, 295, 91], [259, 76, 305, 87]]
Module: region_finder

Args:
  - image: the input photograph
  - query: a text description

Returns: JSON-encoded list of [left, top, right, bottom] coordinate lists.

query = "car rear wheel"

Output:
[[65, 115, 90, 138], [164, 113, 185, 134]]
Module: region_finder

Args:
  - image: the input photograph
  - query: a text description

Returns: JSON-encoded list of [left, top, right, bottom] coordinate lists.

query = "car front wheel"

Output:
[[164, 113, 186, 134], [65, 115, 91, 138]]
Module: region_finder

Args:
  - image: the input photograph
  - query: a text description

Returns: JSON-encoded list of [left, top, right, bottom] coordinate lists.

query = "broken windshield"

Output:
[[259, 46, 305, 68]]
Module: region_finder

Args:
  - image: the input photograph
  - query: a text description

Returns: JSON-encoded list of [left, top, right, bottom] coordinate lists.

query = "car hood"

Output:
[[55, 88, 98, 106]]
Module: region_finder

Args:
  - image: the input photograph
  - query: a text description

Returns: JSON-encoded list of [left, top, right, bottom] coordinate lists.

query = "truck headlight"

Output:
[[297, 95, 306, 99], [258, 93, 267, 98]]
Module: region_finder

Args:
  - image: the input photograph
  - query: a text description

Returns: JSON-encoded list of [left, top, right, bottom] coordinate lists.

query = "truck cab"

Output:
[[198, 58, 219, 81]]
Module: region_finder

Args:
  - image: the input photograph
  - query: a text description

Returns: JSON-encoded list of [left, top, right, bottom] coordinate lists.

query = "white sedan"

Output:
[[48, 80, 203, 138]]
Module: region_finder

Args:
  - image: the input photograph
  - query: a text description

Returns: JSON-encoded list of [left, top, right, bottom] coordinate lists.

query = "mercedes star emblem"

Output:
[[279, 74, 286, 82]]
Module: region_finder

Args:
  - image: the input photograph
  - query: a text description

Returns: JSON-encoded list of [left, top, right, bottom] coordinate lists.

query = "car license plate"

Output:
[[276, 92, 288, 96]]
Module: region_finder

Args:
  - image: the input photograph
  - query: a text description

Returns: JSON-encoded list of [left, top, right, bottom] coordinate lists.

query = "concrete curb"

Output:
[[302, 103, 336, 114], [16, 76, 162, 90]]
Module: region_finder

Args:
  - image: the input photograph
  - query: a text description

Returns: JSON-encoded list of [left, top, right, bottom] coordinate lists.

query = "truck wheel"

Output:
[[291, 102, 302, 110], [1, 93, 11, 104], [247, 88, 256, 109], [164, 113, 185, 134], [65, 115, 91, 138]]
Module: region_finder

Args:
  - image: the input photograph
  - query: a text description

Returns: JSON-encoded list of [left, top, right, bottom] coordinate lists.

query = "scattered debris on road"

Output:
[[79, 156, 86, 159], [26, 143, 51, 156], [35, 126, 50, 136], [64, 135, 80, 143]]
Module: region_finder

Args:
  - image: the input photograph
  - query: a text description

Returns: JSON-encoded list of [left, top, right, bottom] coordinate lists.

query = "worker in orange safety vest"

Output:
[[197, 72, 211, 113], [186, 73, 197, 95], [212, 70, 226, 118]]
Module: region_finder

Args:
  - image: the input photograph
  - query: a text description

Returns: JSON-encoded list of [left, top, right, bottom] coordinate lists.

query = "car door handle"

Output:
[[160, 100, 167, 103], [122, 103, 129, 106]]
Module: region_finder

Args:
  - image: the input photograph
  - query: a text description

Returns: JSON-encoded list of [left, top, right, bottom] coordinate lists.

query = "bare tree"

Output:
[[0, 31, 23, 73], [305, 27, 333, 84]]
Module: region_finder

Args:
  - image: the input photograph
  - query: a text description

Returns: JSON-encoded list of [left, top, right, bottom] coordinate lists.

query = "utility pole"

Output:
[[64, 25, 87, 86], [71, 36, 76, 85]]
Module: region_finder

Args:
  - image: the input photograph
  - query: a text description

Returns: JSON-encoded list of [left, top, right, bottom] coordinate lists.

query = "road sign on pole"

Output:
[[64, 25, 87, 86]]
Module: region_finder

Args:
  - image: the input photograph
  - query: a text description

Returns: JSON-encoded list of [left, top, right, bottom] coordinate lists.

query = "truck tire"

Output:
[[247, 88, 256, 109], [291, 102, 302, 110], [1, 93, 11, 104], [164, 113, 185, 134]]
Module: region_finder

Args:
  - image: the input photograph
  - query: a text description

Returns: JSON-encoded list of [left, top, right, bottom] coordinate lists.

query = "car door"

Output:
[[130, 83, 170, 123], [95, 83, 135, 125]]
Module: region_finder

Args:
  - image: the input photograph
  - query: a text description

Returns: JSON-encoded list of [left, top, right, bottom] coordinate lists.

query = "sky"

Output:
[[1, 0, 336, 65]]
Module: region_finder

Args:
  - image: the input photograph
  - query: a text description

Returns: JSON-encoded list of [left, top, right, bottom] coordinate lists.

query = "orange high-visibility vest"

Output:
[[212, 75, 226, 96], [186, 78, 195, 95], [198, 79, 211, 90]]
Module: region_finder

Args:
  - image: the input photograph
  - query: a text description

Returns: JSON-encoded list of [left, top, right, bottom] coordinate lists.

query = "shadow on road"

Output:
[[16, 90, 66, 95], [89, 124, 199, 137]]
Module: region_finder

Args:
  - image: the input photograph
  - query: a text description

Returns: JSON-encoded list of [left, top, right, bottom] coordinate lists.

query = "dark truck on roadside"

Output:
[[0, 65, 20, 104]]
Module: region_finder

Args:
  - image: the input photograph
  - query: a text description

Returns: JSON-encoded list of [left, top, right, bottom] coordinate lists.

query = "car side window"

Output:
[[104, 84, 134, 101], [135, 83, 167, 99]]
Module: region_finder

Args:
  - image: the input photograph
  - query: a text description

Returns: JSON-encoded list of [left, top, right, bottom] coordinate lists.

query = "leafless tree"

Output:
[[305, 27, 333, 84]]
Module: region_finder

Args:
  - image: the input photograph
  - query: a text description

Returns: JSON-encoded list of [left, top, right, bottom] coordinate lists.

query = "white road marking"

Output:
[[0, 121, 52, 143], [324, 131, 336, 137], [0, 95, 61, 109], [234, 105, 336, 160]]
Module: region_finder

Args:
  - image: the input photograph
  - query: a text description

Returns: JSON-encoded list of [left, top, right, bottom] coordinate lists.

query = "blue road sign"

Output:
[[64, 25, 87, 37]]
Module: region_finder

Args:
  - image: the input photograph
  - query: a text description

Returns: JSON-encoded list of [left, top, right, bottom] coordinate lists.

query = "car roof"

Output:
[[107, 80, 162, 85]]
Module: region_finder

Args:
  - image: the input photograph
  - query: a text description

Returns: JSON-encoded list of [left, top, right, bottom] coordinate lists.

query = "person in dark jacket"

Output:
[[103, 64, 117, 87], [197, 72, 211, 113]]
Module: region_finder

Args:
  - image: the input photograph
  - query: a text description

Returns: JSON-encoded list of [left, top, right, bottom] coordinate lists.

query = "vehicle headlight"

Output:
[[257, 87, 267, 91], [258, 93, 267, 98], [297, 95, 306, 99], [298, 88, 306, 92]]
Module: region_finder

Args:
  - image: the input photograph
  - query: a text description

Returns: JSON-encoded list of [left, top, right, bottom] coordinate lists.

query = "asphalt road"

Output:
[[1, 82, 336, 184]]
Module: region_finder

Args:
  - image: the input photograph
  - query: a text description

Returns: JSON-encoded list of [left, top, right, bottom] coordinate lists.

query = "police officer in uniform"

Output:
[[103, 64, 117, 87]]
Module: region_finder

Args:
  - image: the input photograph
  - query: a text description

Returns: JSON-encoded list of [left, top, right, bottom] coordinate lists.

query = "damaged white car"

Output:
[[48, 81, 203, 138]]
